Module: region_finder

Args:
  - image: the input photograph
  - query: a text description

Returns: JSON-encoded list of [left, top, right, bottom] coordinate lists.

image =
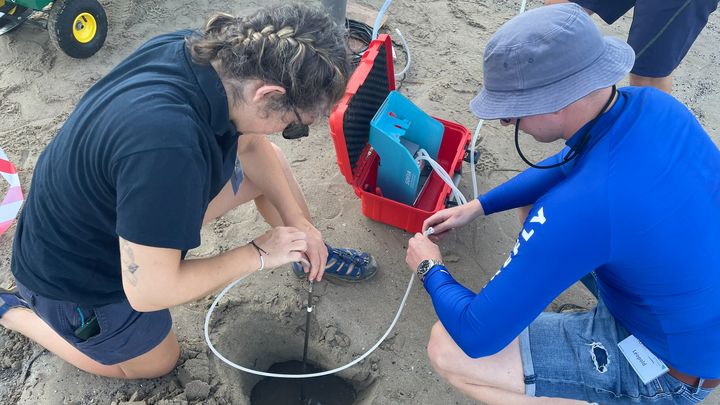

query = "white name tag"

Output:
[[618, 335, 669, 384]]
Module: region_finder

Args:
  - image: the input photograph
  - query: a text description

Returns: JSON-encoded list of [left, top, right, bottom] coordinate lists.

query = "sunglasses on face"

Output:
[[282, 107, 310, 140]]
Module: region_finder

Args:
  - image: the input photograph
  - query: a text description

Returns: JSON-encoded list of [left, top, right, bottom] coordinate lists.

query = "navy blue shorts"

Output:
[[573, 0, 720, 77], [16, 280, 172, 365]]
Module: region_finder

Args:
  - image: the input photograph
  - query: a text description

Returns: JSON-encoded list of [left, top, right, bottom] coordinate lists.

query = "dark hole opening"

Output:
[[250, 360, 357, 405]]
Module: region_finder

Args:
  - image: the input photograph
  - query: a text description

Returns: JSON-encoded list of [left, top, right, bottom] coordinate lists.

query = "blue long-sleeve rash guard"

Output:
[[425, 87, 720, 378]]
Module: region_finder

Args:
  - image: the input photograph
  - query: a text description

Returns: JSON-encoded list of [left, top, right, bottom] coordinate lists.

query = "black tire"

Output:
[[48, 0, 107, 59]]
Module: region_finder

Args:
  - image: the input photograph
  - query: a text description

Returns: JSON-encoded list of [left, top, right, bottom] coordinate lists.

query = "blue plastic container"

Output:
[[369, 91, 445, 205]]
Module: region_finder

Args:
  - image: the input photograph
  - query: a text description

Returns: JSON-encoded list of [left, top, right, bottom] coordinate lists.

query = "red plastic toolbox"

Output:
[[328, 34, 471, 233]]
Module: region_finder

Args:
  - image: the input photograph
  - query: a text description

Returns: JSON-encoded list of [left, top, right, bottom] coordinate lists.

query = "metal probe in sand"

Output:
[[302, 281, 314, 373], [300, 281, 314, 404]]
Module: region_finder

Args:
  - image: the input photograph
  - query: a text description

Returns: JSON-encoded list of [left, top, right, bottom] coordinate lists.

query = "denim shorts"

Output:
[[573, 0, 720, 77], [519, 298, 715, 404], [16, 280, 172, 365]]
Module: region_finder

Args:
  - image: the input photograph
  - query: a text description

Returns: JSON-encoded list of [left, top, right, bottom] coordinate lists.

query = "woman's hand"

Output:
[[251, 226, 309, 270], [286, 218, 327, 282]]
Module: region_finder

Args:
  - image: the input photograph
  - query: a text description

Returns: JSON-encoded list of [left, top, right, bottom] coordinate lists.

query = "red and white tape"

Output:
[[0, 148, 23, 236]]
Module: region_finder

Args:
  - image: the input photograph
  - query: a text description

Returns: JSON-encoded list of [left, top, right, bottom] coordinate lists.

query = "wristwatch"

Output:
[[416, 259, 443, 283]]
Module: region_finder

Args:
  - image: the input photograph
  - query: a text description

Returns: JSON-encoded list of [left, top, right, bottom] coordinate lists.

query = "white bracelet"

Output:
[[248, 240, 266, 271]]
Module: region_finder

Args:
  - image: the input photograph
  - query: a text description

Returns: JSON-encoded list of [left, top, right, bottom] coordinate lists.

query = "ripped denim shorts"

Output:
[[518, 298, 715, 404]]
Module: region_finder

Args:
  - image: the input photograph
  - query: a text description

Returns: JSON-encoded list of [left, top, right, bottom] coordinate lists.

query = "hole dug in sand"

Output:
[[251, 360, 356, 405], [209, 296, 379, 404]]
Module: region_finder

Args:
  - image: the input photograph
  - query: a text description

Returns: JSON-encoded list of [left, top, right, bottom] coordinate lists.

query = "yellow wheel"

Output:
[[72, 12, 97, 44], [48, 0, 107, 59]]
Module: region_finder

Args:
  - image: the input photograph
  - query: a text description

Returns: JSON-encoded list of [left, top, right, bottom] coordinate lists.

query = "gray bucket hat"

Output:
[[470, 3, 635, 120]]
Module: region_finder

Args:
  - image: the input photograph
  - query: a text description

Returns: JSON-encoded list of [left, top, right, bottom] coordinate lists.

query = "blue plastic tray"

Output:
[[369, 91, 444, 205]]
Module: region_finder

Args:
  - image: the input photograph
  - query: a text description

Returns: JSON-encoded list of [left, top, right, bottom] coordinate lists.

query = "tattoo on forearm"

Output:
[[121, 240, 139, 286]]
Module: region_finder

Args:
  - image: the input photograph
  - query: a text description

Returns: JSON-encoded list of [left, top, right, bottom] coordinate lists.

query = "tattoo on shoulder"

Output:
[[120, 240, 139, 286]]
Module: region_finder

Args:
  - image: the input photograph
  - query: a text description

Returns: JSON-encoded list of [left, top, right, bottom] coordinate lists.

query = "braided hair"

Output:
[[186, 4, 350, 114]]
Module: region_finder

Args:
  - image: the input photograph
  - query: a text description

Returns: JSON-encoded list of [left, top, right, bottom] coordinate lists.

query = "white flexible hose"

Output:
[[203, 149, 467, 379], [394, 28, 412, 78], [469, 119, 484, 199], [372, 0, 394, 39], [204, 147, 468, 381], [415, 149, 468, 205], [204, 0, 528, 380], [204, 271, 416, 379]]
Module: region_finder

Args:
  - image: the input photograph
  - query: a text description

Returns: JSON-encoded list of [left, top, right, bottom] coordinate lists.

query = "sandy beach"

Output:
[[1, 0, 719, 403]]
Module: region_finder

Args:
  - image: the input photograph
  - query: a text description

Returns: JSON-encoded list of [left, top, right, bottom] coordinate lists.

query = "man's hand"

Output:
[[406, 233, 442, 272], [422, 199, 484, 241], [286, 218, 327, 282], [251, 226, 309, 270]]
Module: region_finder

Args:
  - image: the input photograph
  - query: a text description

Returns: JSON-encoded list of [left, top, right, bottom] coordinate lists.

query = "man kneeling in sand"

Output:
[[0, 4, 376, 379], [405, 4, 719, 404]]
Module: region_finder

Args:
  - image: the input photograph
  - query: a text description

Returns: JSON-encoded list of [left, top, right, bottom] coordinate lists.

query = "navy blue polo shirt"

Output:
[[11, 30, 239, 305]]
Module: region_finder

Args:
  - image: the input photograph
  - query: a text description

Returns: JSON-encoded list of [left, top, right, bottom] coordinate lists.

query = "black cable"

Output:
[[514, 85, 617, 169], [346, 19, 373, 67], [345, 19, 408, 87]]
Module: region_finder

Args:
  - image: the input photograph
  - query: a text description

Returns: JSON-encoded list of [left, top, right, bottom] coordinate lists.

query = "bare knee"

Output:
[[427, 322, 459, 379], [270, 143, 298, 180], [269, 142, 289, 166], [119, 333, 181, 379], [145, 350, 178, 378], [121, 351, 178, 379]]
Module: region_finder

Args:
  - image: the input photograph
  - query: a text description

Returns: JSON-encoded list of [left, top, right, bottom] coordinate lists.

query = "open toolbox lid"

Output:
[[329, 34, 395, 186], [328, 34, 471, 232]]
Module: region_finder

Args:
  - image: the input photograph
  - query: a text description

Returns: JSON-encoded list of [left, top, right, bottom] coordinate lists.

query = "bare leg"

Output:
[[629, 73, 672, 93], [204, 143, 311, 227], [427, 322, 592, 404], [0, 307, 178, 379], [253, 143, 311, 226]]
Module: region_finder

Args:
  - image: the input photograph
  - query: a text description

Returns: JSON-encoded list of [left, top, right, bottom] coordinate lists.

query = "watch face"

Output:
[[417, 259, 444, 282], [417, 259, 435, 280]]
